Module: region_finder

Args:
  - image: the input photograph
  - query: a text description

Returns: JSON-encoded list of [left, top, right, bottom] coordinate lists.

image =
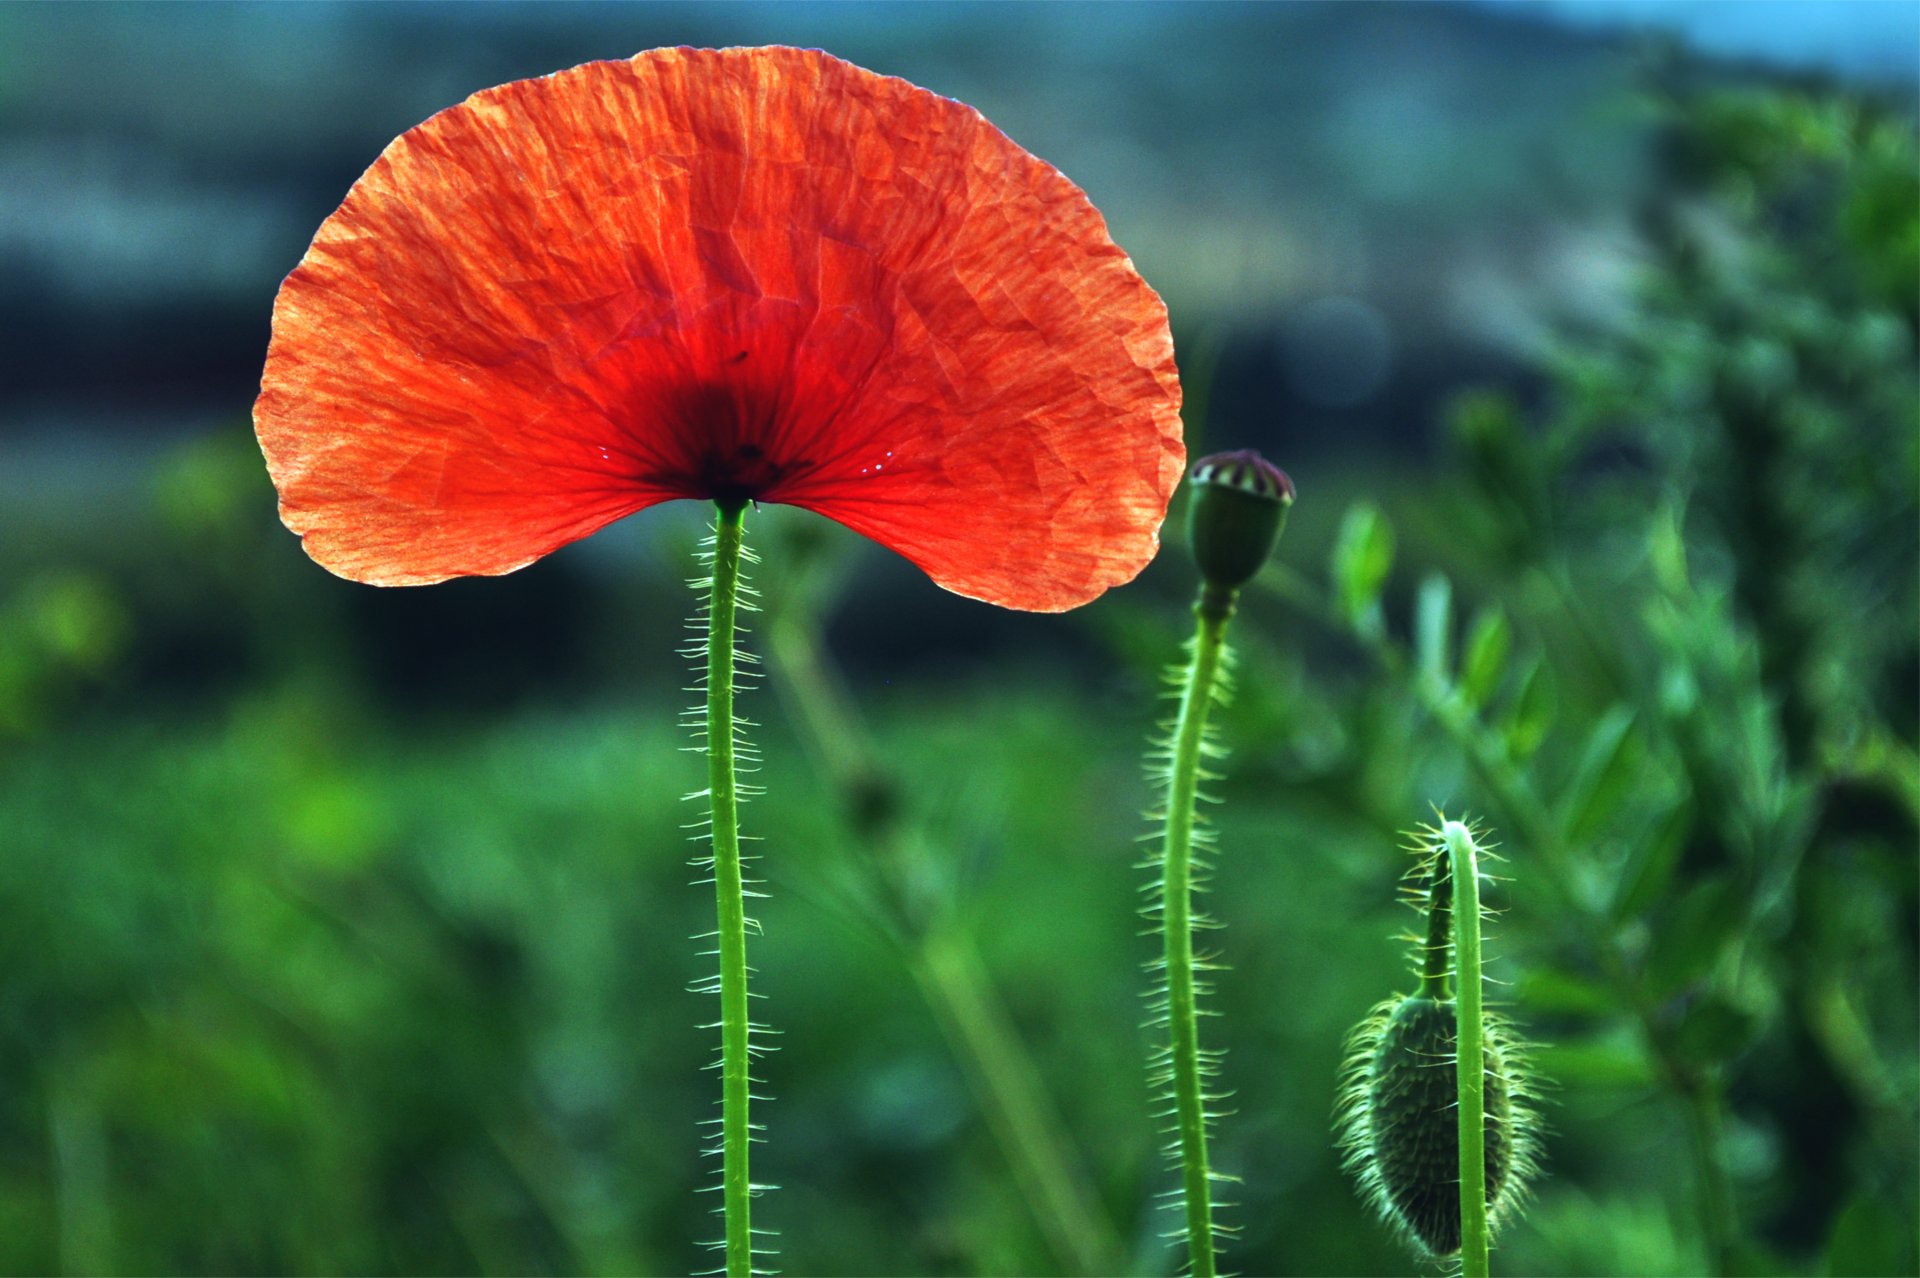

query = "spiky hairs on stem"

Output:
[[1141, 617, 1238, 1276], [1141, 451, 1293, 1276], [1334, 819, 1543, 1270], [683, 503, 778, 1277]]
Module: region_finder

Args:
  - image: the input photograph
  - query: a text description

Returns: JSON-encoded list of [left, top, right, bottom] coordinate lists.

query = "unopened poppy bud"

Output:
[[1343, 995, 1522, 1258], [1186, 450, 1294, 591]]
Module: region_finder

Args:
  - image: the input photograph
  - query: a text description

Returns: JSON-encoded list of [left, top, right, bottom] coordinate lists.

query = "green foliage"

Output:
[[1332, 501, 1396, 637], [1458, 608, 1512, 716], [0, 572, 128, 737], [1271, 73, 1919, 1278]]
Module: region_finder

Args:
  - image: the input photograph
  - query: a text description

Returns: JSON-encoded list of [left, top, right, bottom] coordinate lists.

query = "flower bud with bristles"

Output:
[[1336, 995, 1539, 1258], [1333, 820, 1544, 1263]]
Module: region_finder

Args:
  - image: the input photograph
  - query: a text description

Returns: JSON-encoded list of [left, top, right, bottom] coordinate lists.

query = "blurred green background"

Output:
[[1, 3, 1915, 1275]]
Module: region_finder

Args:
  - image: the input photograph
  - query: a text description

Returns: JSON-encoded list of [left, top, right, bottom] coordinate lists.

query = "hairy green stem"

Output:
[[706, 501, 755, 1278], [764, 592, 1123, 1276], [1160, 586, 1234, 1278], [1445, 822, 1491, 1278]]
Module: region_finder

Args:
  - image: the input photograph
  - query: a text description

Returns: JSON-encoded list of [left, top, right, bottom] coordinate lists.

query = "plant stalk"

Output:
[[1445, 821, 1491, 1278], [764, 591, 1124, 1276], [913, 926, 1123, 1276], [706, 501, 755, 1278], [1160, 585, 1234, 1278]]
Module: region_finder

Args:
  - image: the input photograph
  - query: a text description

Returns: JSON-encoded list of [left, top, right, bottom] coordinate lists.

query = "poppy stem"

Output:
[[1156, 582, 1237, 1278], [1444, 820, 1491, 1278], [764, 587, 1126, 1276], [704, 500, 759, 1277]]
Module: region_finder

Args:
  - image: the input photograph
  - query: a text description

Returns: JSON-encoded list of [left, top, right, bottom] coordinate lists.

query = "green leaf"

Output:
[[1727, 1242, 1796, 1277], [1825, 1191, 1919, 1277], [1648, 503, 1691, 596], [1672, 994, 1762, 1069], [19, 573, 129, 672], [1331, 502, 1395, 634], [1531, 1031, 1657, 1090], [1612, 800, 1694, 923], [1561, 705, 1639, 845], [1501, 657, 1555, 759], [1414, 574, 1453, 688], [1512, 965, 1615, 1016], [1458, 607, 1512, 713], [1644, 874, 1746, 999]]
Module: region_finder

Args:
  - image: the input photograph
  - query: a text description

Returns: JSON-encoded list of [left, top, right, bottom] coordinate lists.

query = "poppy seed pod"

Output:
[[1185, 450, 1294, 591]]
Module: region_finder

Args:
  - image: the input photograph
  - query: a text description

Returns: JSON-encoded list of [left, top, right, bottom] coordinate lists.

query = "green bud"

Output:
[[1185, 450, 1295, 590], [1338, 996, 1525, 1257]]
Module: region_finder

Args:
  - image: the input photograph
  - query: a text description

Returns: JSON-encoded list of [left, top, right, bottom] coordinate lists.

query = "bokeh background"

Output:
[[2, 3, 1915, 1275]]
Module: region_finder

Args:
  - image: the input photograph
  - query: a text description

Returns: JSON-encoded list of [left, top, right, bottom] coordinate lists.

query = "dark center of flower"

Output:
[[638, 373, 817, 506], [696, 442, 792, 506]]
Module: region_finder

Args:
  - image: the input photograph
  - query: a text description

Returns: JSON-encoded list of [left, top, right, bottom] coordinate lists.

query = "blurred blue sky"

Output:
[[1506, 0, 1919, 85]]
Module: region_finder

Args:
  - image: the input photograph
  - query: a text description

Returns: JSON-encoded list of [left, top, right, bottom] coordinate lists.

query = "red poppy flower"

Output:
[[255, 46, 1183, 612]]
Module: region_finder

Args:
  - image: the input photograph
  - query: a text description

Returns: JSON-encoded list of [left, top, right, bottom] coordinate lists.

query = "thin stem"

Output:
[[1445, 821, 1490, 1278], [1684, 1072, 1737, 1276], [913, 927, 1125, 1277], [1160, 586, 1234, 1278], [764, 592, 1124, 1276], [706, 501, 755, 1278]]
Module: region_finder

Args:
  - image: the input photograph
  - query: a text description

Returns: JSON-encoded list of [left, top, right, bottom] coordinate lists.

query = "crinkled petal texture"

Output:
[[256, 46, 1183, 611]]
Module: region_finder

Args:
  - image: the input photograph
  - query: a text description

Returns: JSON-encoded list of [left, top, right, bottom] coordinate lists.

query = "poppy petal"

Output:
[[256, 46, 1183, 608]]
